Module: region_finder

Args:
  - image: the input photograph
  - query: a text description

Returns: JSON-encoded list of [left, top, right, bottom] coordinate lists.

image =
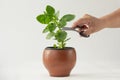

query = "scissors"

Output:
[[62, 24, 90, 38]]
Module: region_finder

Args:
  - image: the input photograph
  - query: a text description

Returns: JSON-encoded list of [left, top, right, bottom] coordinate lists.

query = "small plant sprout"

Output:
[[36, 5, 75, 49]]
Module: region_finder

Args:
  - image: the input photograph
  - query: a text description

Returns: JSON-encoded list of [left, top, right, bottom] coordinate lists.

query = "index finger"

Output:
[[72, 18, 88, 29]]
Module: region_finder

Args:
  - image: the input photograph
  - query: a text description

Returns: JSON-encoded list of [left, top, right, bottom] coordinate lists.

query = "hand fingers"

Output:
[[72, 18, 89, 29], [72, 14, 99, 36], [83, 14, 93, 18]]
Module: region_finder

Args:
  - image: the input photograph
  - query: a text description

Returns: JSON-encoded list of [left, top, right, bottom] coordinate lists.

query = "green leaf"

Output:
[[54, 11, 59, 20], [55, 30, 67, 42], [60, 14, 75, 22], [36, 14, 51, 24], [46, 5, 55, 15], [36, 14, 45, 24], [46, 32, 55, 39], [58, 19, 67, 28], [42, 26, 49, 33], [45, 15, 51, 23], [47, 23, 56, 32], [53, 44, 57, 48]]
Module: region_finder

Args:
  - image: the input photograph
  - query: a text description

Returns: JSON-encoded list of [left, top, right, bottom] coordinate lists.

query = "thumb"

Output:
[[82, 27, 93, 35]]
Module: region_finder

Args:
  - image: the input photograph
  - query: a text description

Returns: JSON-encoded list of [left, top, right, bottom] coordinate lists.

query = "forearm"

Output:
[[99, 8, 120, 28]]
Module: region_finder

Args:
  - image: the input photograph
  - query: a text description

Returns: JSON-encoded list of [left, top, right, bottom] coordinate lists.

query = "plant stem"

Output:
[[61, 41, 64, 48]]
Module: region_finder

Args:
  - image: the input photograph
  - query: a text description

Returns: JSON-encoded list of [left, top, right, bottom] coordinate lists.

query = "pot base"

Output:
[[50, 74, 70, 77]]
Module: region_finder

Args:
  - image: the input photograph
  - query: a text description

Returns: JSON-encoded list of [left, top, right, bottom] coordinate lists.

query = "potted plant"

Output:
[[36, 5, 76, 77]]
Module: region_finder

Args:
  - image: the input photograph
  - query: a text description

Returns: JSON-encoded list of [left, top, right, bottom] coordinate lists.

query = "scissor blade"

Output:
[[62, 27, 74, 31], [62, 26, 90, 38]]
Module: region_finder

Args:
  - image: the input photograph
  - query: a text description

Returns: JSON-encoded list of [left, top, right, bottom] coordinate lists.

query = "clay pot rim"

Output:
[[45, 47, 74, 50]]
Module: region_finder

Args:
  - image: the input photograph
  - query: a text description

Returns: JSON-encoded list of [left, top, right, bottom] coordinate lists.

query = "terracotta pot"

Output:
[[43, 47, 76, 77]]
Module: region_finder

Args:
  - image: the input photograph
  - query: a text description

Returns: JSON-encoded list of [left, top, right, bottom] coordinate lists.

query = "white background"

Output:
[[0, 0, 120, 80]]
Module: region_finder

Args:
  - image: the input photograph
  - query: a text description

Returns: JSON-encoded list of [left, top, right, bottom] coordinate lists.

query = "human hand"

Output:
[[72, 14, 105, 35]]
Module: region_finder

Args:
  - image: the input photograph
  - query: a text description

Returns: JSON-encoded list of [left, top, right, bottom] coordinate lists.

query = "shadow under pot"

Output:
[[43, 47, 76, 77]]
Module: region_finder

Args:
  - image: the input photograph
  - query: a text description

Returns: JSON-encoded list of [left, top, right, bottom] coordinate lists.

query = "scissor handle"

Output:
[[76, 25, 90, 38], [79, 31, 90, 38]]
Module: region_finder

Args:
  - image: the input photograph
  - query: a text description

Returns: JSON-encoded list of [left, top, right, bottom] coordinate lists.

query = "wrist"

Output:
[[99, 17, 109, 28]]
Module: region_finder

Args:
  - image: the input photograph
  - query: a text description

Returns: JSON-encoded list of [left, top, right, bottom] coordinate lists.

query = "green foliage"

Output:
[[46, 32, 55, 39], [46, 5, 55, 15], [59, 19, 67, 28], [36, 5, 75, 49], [47, 23, 56, 32], [42, 26, 49, 33], [54, 11, 59, 20], [55, 30, 67, 42], [60, 14, 75, 22], [36, 14, 51, 24]]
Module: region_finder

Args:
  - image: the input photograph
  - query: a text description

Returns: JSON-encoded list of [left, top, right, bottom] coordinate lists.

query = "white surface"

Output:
[[0, 0, 120, 80], [1, 61, 120, 80]]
